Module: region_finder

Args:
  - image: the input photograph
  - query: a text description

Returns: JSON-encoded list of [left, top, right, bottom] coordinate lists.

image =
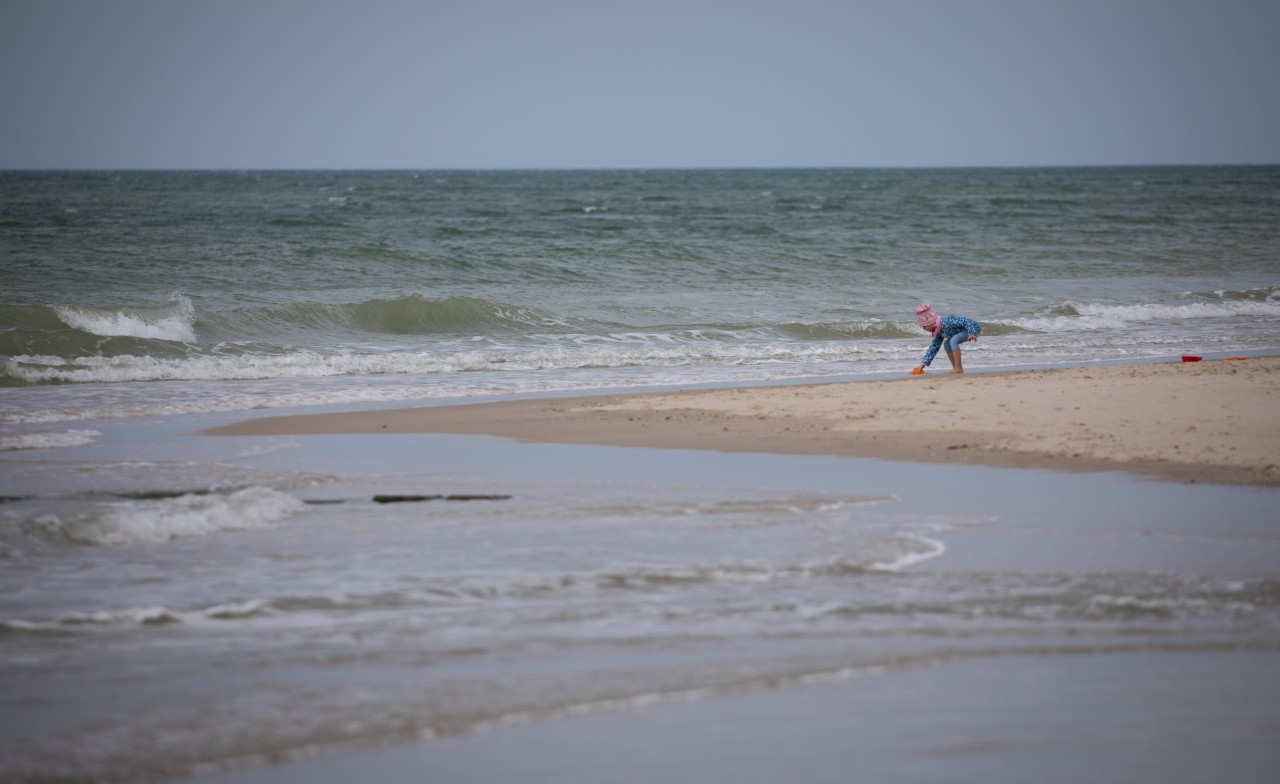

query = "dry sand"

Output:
[[209, 357, 1280, 486]]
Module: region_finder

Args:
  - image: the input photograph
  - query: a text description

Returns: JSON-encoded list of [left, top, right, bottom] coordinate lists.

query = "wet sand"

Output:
[[210, 357, 1280, 486], [194, 648, 1280, 784]]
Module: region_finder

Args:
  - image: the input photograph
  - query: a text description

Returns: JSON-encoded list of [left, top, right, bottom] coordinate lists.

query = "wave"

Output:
[[201, 294, 593, 340], [1192, 286, 1280, 302], [17, 289, 1274, 355], [0, 536, 933, 636], [18, 486, 306, 546], [0, 297, 201, 365], [0, 428, 100, 451], [0, 599, 271, 634], [1, 337, 897, 387], [0, 602, 270, 632], [775, 320, 921, 340], [8, 557, 1270, 640], [53, 296, 199, 342], [1, 295, 591, 381], [4, 288, 1276, 392], [0, 295, 592, 352], [5, 294, 953, 353], [1005, 289, 1280, 332]]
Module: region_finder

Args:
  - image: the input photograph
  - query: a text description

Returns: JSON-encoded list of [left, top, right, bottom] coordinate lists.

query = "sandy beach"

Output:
[[211, 356, 1280, 486]]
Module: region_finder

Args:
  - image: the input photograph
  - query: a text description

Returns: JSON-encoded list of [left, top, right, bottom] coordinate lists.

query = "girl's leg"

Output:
[[945, 331, 969, 373]]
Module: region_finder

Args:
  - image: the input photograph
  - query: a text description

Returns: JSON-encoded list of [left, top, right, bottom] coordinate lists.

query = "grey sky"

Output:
[[2, 0, 1277, 169]]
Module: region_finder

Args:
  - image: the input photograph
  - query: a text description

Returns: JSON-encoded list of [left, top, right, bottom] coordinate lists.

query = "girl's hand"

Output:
[[911, 365, 926, 375]]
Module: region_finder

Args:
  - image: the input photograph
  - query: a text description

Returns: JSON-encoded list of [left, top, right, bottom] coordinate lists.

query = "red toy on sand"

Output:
[[1182, 356, 1247, 362]]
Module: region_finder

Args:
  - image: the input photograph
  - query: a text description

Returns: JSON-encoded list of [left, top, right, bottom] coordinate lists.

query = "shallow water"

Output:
[[1, 409, 1277, 781]]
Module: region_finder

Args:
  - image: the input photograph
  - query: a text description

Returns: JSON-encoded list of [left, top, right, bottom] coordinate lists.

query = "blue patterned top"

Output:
[[921, 315, 982, 366]]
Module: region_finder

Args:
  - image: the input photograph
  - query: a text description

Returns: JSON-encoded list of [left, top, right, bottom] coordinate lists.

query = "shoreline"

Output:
[[207, 357, 1280, 486]]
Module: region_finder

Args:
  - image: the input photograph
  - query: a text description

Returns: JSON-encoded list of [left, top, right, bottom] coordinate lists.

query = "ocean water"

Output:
[[3, 168, 1280, 782], [3, 167, 1279, 422]]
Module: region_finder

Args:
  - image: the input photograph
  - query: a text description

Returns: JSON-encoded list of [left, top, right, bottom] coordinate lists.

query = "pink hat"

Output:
[[916, 303, 942, 336]]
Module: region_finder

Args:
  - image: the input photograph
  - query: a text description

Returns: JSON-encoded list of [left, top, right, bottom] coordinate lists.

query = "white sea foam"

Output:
[[0, 599, 273, 633], [0, 429, 100, 451], [1008, 297, 1280, 332], [1085, 594, 1221, 618], [52, 295, 198, 343], [21, 486, 307, 546], [869, 533, 948, 572], [54, 606, 184, 626], [230, 442, 302, 460], [0, 338, 879, 385]]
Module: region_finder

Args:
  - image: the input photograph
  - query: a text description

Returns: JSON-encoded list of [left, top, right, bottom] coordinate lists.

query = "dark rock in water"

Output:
[[371, 494, 512, 503], [113, 489, 212, 500], [107, 487, 247, 500], [373, 494, 444, 504]]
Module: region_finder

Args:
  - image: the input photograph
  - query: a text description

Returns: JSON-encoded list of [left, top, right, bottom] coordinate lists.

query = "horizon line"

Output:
[[3, 162, 1278, 173]]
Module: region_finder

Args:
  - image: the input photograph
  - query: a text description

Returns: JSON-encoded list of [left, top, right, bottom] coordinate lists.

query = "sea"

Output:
[[2, 167, 1279, 782], [4, 166, 1280, 420]]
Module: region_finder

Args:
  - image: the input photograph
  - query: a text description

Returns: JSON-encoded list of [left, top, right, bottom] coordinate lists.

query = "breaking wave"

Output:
[[0, 428, 100, 451], [3, 289, 1275, 394], [53, 296, 199, 343], [18, 486, 306, 546], [1004, 288, 1280, 332]]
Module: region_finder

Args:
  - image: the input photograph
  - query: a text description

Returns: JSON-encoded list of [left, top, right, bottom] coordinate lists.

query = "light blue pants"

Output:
[[945, 330, 970, 354]]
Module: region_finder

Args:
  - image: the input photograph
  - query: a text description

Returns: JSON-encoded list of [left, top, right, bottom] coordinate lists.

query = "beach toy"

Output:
[[1222, 357, 1247, 361], [1181, 355, 1202, 362], [911, 366, 925, 375]]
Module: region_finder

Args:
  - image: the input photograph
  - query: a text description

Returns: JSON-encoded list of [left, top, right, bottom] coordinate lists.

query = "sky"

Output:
[[1, 0, 1278, 169]]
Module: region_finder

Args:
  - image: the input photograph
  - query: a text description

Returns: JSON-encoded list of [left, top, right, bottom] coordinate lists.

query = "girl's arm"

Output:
[[921, 334, 943, 367]]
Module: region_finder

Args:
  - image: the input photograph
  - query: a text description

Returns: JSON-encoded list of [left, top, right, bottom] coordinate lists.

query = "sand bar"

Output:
[[209, 357, 1280, 486]]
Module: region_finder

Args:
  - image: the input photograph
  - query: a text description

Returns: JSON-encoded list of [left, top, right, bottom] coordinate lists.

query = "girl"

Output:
[[912, 303, 981, 374]]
